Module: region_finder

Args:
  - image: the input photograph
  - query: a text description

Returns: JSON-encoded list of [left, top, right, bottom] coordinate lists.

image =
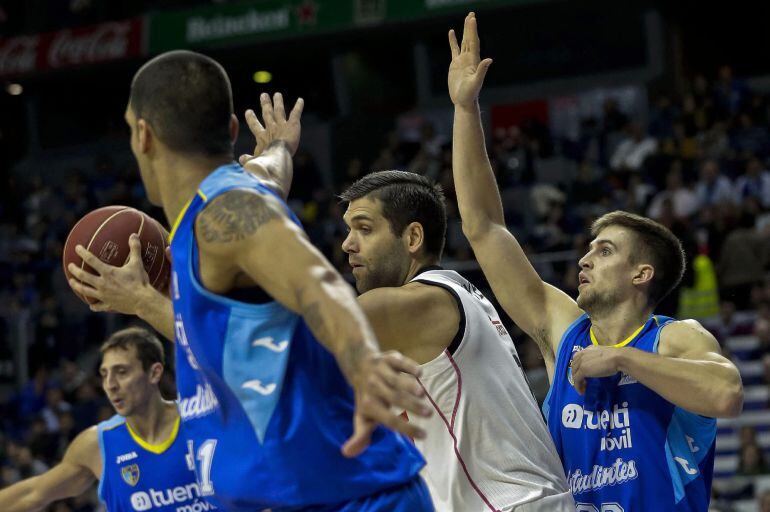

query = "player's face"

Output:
[[100, 346, 160, 417], [125, 106, 161, 206], [342, 196, 411, 293], [576, 226, 640, 315]]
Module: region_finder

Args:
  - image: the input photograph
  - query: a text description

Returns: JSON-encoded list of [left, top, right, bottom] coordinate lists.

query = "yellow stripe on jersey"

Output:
[[167, 190, 208, 243], [126, 416, 180, 455], [590, 322, 647, 348], [168, 197, 194, 243]]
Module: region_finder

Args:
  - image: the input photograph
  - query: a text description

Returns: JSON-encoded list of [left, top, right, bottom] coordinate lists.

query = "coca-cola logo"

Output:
[[0, 36, 38, 76], [47, 21, 132, 68]]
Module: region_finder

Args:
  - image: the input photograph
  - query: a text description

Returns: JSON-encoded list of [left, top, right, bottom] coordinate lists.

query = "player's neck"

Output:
[[157, 152, 234, 227], [403, 257, 440, 285], [589, 301, 653, 347], [126, 396, 177, 445]]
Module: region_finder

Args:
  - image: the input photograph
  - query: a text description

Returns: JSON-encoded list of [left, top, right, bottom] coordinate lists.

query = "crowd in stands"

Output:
[[1, 65, 769, 510]]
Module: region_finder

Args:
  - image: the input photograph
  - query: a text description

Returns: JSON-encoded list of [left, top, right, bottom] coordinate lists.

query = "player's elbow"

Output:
[[461, 218, 495, 244], [716, 377, 743, 418]]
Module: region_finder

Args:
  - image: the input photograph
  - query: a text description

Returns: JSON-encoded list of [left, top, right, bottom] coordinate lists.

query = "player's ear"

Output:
[[137, 119, 152, 154], [632, 263, 654, 287], [230, 113, 239, 145], [404, 222, 425, 256], [148, 362, 164, 385]]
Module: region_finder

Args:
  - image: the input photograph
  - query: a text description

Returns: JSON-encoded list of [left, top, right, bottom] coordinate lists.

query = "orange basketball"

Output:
[[62, 206, 170, 304]]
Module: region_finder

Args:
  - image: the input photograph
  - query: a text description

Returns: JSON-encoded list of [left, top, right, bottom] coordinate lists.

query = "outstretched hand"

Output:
[[238, 92, 304, 166], [448, 12, 493, 108], [342, 351, 431, 458]]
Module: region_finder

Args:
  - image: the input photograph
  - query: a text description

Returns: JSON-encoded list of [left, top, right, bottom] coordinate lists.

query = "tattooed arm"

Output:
[[196, 190, 430, 456]]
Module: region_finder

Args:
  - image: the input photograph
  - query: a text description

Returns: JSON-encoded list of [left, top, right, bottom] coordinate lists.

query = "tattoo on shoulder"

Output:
[[198, 190, 282, 243]]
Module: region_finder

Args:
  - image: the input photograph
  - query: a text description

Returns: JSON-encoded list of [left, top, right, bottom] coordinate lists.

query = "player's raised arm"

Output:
[[239, 92, 303, 200], [449, 13, 581, 375], [0, 427, 98, 512], [195, 190, 431, 457]]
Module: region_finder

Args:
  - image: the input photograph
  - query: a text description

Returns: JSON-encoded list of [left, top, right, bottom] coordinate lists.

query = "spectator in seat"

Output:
[[648, 167, 699, 220], [737, 441, 769, 476], [735, 157, 770, 209], [696, 159, 735, 208], [610, 122, 658, 171]]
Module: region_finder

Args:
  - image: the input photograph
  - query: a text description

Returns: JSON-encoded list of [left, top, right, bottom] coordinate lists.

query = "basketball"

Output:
[[62, 206, 170, 304]]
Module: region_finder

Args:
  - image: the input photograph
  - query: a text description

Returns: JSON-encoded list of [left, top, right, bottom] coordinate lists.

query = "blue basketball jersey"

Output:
[[168, 164, 427, 511], [543, 314, 716, 511], [97, 414, 209, 512]]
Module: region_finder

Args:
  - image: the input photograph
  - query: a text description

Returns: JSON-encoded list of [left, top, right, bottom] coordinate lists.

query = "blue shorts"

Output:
[[300, 476, 434, 512]]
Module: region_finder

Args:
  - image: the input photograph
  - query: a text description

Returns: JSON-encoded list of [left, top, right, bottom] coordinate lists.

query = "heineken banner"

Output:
[[0, 18, 144, 78], [148, 0, 545, 53]]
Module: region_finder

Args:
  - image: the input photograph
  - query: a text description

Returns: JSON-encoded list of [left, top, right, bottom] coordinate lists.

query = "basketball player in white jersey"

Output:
[[338, 170, 573, 511]]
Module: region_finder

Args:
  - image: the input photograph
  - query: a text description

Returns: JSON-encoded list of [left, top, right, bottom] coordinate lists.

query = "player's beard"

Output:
[[577, 285, 622, 318], [354, 244, 410, 293]]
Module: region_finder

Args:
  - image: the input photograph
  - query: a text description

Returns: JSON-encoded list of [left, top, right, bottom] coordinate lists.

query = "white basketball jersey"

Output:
[[409, 269, 573, 512]]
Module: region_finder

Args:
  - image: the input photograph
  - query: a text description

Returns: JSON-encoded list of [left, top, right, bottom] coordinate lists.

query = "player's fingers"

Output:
[[238, 153, 254, 166], [127, 234, 143, 266], [260, 93, 276, 127], [369, 372, 430, 418], [273, 92, 286, 121], [90, 302, 111, 312], [245, 109, 266, 135], [74, 245, 108, 273], [341, 415, 374, 458], [467, 12, 480, 53], [381, 351, 423, 379], [67, 263, 99, 286], [386, 376, 432, 417], [475, 58, 493, 84], [361, 390, 426, 436], [68, 278, 101, 300], [448, 29, 460, 58], [572, 370, 586, 395], [288, 97, 304, 124], [461, 12, 473, 52]]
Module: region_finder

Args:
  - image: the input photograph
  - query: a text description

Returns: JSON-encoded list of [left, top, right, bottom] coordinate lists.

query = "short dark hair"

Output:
[[100, 327, 165, 372], [129, 50, 233, 156], [340, 171, 447, 259], [591, 211, 685, 306]]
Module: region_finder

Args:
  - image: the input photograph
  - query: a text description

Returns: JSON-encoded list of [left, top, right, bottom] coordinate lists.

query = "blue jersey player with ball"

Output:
[[72, 50, 433, 511]]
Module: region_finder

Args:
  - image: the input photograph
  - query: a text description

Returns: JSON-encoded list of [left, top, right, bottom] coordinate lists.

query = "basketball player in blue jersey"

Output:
[[69, 50, 432, 511], [0, 327, 206, 512], [447, 12, 743, 511]]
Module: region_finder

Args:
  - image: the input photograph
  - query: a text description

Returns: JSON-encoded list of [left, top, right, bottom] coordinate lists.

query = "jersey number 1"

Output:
[[187, 439, 217, 496]]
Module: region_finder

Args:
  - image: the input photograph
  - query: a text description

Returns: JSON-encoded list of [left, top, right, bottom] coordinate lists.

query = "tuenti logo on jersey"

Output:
[[562, 401, 633, 452], [179, 383, 220, 420], [568, 457, 638, 495], [130, 482, 216, 511]]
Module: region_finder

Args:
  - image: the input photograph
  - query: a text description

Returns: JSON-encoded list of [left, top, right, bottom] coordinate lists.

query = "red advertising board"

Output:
[[0, 17, 143, 78]]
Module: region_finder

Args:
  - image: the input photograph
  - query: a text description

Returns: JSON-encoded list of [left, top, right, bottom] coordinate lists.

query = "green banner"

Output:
[[148, 0, 547, 53]]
